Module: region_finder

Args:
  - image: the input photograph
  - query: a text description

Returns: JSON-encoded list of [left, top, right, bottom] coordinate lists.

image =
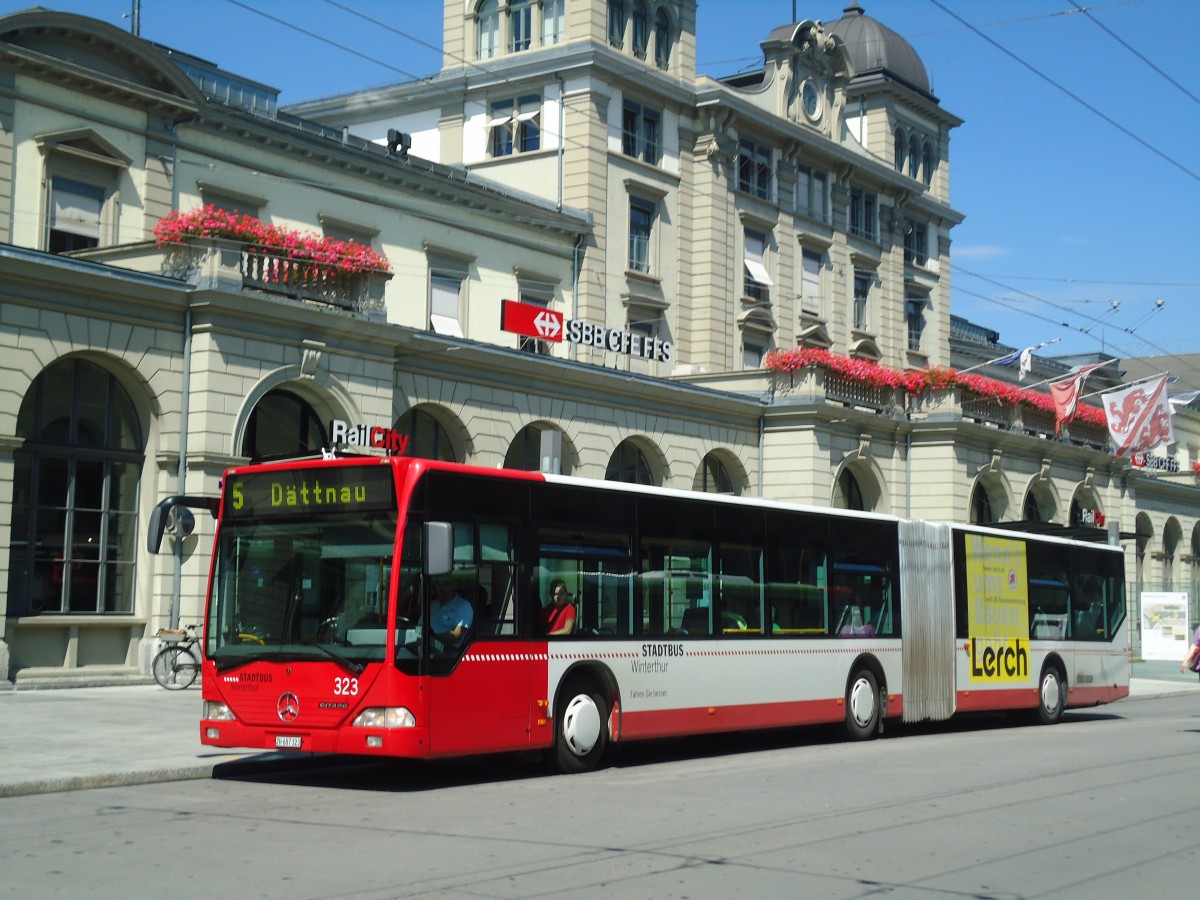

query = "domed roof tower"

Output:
[[826, 1, 933, 100]]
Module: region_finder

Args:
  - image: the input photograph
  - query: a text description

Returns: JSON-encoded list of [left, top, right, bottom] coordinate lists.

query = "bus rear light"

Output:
[[204, 701, 234, 721], [352, 707, 416, 729]]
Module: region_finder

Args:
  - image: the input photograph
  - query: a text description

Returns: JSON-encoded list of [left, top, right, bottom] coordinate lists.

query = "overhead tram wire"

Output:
[[221, 0, 426, 82], [1068, 0, 1200, 108], [928, 0, 1200, 184], [209, 3, 1199, 370], [953, 269, 1200, 381], [953, 263, 1177, 353]]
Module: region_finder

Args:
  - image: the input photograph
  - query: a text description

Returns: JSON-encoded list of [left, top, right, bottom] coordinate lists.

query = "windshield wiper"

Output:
[[299, 639, 364, 675]]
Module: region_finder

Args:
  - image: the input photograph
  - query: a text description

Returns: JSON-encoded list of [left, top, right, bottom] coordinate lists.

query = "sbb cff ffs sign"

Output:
[[501, 299, 672, 363], [501, 299, 562, 342]]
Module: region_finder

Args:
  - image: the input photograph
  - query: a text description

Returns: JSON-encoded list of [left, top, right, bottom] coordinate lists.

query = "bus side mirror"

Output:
[[425, 521, 453, 576], [147, 496, 219, 553]]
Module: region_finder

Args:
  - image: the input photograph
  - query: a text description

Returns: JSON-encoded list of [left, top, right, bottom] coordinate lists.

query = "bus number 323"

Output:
[[333, 677, 359, 696]]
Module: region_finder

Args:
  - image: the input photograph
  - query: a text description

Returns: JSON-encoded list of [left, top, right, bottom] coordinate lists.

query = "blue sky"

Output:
[[13, 0, 1200, 364]]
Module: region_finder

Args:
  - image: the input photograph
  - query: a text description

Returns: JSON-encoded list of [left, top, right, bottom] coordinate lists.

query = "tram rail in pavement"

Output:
[[0, 664, 1194, 798]]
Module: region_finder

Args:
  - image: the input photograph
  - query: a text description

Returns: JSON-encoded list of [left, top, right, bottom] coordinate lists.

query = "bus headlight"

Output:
[[204, 701, 235, 721], [351, 707, 416, 728]]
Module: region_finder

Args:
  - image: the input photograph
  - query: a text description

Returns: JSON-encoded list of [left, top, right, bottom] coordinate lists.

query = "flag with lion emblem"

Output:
[[1102, 376, 1174, 458]]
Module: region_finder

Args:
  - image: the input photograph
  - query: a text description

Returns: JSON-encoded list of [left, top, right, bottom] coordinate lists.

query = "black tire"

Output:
[[553, 679, 609, 773], [153, 646, 198, 690], [845, 668, 880, 740], [1036, 666, 1065, 725]]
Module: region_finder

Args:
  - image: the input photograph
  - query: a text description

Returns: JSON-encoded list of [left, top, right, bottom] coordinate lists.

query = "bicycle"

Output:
[[152, 623, 202, 690]]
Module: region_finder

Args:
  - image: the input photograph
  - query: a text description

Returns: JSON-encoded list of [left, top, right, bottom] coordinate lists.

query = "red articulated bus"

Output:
[[151, 453, 1129, 773]]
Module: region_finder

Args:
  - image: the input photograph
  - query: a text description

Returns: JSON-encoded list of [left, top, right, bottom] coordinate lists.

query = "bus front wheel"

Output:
[[845, 669, 880, 740], [554, 679, 609, 773], [1036, 666, 1065, 725]]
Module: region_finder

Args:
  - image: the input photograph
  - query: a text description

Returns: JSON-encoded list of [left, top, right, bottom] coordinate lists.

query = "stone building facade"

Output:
[[1, 4, 1197, 682]]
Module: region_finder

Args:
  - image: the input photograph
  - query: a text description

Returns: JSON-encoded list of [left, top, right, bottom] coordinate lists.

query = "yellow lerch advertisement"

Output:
[[965, 535, 1030, 683]]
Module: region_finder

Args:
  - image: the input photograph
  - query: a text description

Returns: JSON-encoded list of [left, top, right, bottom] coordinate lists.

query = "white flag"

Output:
[[1102, 376, 1174, 458]]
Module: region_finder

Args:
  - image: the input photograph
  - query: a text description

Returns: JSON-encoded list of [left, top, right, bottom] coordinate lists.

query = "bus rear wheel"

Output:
[[554, 679, 609, 773], [1036, 666, 1065, 725], [845, 669, 880, 740]]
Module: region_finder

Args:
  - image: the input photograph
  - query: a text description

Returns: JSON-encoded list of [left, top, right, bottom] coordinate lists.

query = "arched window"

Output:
[[243, 389, 327, 460], [509, 0, 533, 52], [908, 135, 920, 179], [654, 7, 671, 69], [9, 358, 143, 615], [922, 141, 934, 186], [697, 452, 736, 495], [894, 128, 905, 171], [606, 439, 655, 485], [477, 0, 500, 59], [398, 408, 458, 462], [631, 1, 650, 59], [835, 468, 864, 511], [607, 0, 626, 48]]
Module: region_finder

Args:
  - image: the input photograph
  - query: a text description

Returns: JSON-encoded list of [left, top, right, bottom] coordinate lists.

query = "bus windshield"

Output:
[[205, 464, 400, 670]]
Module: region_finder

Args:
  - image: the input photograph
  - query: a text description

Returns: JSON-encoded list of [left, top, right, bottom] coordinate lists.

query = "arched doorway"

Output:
[[605, 439, 658, 486], [8, 358, 143, 616], [504, 423, 572, 475], [834, 467, 864, 511], [243, 388, 328, 460], [397, 407, 459, 462], [694, 451, 738, 495]]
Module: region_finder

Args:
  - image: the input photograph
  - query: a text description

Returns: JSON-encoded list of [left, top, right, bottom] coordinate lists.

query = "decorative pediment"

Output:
[[2, 11, 202, 114], [849, 336, 882, 361], [797, 322, 832, 349], [36, 128, 131, 168]]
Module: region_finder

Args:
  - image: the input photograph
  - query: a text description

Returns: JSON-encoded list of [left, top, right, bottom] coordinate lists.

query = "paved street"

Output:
[[0, 662, 1195, 798]]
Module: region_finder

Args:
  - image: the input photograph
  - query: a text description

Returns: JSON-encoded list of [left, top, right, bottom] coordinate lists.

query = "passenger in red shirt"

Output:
[[541, 579, 575, 636]]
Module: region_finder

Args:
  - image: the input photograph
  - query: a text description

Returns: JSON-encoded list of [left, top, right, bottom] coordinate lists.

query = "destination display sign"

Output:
[[225, 465, 396, 518]]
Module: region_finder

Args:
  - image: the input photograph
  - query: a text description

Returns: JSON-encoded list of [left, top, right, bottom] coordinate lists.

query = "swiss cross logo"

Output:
[[501, 299, 563, 343]]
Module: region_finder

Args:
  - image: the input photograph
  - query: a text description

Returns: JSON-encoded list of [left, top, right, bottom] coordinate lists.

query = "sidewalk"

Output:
[[0, 667, 1195, 798], [0, 683, 265, 798]]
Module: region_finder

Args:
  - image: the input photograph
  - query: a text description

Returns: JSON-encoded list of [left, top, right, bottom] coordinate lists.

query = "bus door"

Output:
[[898, 520, 956, 723], [426, 519, 533, 756]]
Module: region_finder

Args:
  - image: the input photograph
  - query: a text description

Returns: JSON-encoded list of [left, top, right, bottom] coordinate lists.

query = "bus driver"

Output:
[[429, 580, 474, 649]]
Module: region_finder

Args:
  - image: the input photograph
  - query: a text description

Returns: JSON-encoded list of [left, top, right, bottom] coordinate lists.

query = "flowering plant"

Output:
[[764, 347, 1107, 426], [154, 206, 390, 274], [1192, 461, 1200, 476]]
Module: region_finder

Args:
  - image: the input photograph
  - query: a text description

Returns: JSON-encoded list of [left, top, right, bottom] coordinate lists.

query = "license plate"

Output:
[[275, 735, 302, 749]]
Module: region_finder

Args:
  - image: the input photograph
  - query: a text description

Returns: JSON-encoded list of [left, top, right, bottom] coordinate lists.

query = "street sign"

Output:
[[501, 299, 563, 343]]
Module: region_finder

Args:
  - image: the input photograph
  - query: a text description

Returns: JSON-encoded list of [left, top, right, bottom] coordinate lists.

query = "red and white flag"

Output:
[[1050, 362, 1106, 434], [1102, 376, 1174, 457]]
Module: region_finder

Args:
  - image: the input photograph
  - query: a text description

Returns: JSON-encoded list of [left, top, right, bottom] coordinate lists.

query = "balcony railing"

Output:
[[770, 369, 1112, 452], [162, 238, 390, 319], [241, 250, 375, 311]]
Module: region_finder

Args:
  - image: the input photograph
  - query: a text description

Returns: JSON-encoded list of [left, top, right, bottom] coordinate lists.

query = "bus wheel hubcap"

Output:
[[562, 694, 601, 756], [850, 679, 875, 727]]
